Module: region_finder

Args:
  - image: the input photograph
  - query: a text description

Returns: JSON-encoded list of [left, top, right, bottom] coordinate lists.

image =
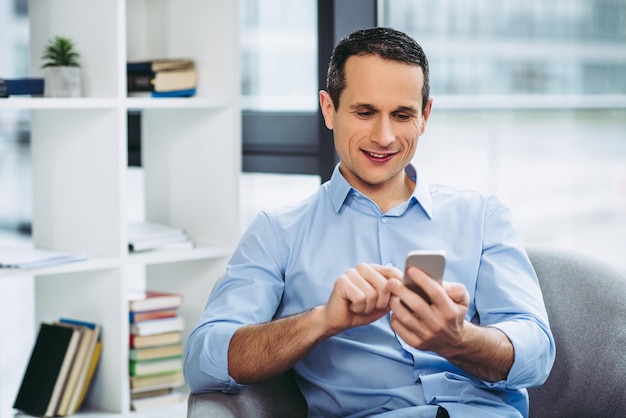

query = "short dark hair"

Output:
[[326, 27, 430, 112]]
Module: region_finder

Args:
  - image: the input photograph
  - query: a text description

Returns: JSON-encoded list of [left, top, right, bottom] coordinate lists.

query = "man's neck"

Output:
[[352, 172, 415, 214]]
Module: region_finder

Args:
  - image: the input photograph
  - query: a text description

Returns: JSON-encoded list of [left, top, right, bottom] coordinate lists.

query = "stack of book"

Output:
[[13, 319, 102, 417], [129, 291, 186, 411], [127, 58, 197, 98], [128, 221, 194, 253]]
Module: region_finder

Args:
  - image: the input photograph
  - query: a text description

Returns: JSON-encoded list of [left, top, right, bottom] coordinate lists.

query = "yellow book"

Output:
[[71, 340, 102, 414], [152, 68, 197, 92]]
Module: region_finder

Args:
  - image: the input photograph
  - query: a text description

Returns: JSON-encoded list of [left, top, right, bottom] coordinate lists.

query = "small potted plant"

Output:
[[41, 36, 82, 97]]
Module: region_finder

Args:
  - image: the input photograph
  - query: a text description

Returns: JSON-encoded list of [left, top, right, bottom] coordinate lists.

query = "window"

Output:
[[240, 0, 318, 111], [0, 0, 31, 235], [382, 0, 626, 270], [238, 0, 379, 228], [238, 0, 322, 229]]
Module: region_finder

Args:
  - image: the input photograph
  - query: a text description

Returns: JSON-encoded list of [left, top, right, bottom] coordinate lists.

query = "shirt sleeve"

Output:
[[474, 196, 556, 389], [184, 212, 287, 393]]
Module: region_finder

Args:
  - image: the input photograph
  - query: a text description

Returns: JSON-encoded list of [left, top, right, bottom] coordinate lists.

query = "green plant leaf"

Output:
[[41, 36, 81, 68]]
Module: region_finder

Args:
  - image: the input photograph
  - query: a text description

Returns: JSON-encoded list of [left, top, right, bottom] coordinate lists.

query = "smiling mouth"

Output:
[[364, 150, 396, 162]]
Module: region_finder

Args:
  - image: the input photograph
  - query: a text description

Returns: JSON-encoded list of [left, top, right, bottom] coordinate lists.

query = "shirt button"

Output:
[[385, 262, 393, 267], [381, 217, 388, 223]]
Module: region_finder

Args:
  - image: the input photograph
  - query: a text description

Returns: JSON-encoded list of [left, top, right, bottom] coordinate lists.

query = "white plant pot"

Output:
[[44, 66, 82, 97]]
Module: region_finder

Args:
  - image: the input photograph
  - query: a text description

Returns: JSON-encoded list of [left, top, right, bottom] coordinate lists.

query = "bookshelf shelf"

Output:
[[14, 397, 188, 418], [0, 246, 233, 280], [0, 96, 235, 110], [125, 96, 234, 110], [0, 97, 121, 110], [0, 1, 240, 417], [0, 258, 121, 279], [127, 246, 233, 265]]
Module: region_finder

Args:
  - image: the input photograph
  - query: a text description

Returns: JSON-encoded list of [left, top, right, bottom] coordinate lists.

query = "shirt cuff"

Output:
[[198, 322, 246, 393], [489, 319, 553, 389]]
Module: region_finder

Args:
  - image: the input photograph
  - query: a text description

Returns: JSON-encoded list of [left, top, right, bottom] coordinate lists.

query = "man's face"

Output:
[[320, 54, 432, 193]]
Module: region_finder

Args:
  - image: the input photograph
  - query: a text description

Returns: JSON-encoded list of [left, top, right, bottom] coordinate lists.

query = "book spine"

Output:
[[45, 329, 81, 416], [71, 341, 102, 414], [127, 72, 154, 92], [59, 318, 97, 330], [1, 78, 45, 96], [151, 88, 196, 98], [129, 309, 177, 323], [126, 62, 152, 72]]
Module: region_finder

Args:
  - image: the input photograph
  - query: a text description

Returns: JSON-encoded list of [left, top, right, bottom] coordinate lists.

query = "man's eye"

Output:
[[394, 113, 411, 121], [357, 111, 374, 117]]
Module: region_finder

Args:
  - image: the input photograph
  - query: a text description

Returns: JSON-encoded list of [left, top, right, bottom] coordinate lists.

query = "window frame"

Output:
[[241, 0, 377, 182]]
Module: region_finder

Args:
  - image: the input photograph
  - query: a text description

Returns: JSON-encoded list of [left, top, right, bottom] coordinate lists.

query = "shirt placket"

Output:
[[378, 209, 426, 383]]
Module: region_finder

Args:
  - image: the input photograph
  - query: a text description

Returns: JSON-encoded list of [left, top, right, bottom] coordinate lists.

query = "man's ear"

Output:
[[420, 98, 434, 135], [319, 90, 335, 130]]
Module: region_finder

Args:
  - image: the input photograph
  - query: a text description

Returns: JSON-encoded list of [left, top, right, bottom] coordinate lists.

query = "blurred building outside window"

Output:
[[381, 0, 626, 270], [239, 0, 625, 271]]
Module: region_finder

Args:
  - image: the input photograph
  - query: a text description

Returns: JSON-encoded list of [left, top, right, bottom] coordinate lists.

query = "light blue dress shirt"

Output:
[[184, 164, 555, 418]]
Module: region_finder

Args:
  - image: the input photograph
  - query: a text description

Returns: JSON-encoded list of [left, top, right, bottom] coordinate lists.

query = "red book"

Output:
[[128, 291, 183, 313], [129, 308, 178, 323]]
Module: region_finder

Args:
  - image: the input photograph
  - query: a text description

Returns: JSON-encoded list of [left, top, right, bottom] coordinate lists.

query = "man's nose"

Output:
[[372, 117, 395, 147]]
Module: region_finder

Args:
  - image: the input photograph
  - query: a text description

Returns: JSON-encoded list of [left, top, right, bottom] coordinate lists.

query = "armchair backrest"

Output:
[[526, 245, 626, 417]]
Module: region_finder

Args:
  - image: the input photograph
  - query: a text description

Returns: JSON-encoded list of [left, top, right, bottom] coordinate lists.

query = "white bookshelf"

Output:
[[0, 0, 240, 416]]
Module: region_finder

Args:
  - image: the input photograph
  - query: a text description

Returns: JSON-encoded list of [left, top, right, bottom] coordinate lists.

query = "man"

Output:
[[184, 27, 555, 418]]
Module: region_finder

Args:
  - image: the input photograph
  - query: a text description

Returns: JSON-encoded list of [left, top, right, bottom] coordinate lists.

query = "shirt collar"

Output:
[[328, 163, 433, 219]]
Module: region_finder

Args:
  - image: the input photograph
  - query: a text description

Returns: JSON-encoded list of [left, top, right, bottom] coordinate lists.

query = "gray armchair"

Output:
[[187, 246, 626, 418], [526, 246, 626, 417]]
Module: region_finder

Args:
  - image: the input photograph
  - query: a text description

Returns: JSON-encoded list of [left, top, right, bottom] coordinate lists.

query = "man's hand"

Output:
[[320, 263, 395, 337], [387, 266, 514, 382], [229, 263, 398, 384], [388, 266, 469, 352]]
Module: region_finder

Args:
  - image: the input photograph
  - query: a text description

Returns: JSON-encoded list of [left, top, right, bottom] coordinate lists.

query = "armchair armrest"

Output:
[[187, 369, 307, 418]]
